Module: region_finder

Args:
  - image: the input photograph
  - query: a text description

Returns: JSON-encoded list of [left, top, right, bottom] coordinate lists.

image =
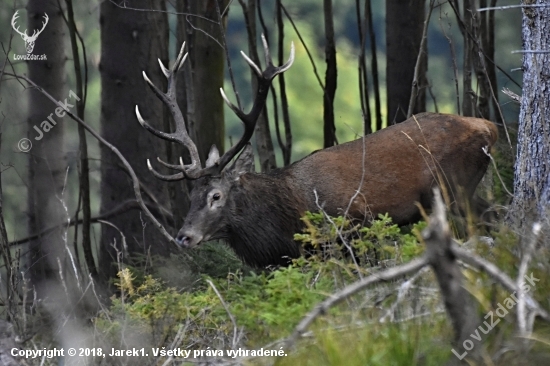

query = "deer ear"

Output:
[[205, 145, 220, 168], [231, 144, 255, 177]]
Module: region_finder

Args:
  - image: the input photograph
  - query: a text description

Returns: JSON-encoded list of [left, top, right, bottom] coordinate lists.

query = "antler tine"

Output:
[[215, 36, 295, 173], [156, 156, 197, 174], [11, 11, 26, 37], [137, 43, 202, 180], [146, 159, 185, 182], [261, 34, 271, 67], [240, 51, 263, 77]]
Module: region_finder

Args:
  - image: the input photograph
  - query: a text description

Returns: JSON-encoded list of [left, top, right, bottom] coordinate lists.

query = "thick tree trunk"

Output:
[[26, 0, 67, 297], [386, 0, 426, 124], [99, 1, 170, 281], [508, 1, 550, 230], [175, 0, 228, 225], [182, 0, 227, 165]]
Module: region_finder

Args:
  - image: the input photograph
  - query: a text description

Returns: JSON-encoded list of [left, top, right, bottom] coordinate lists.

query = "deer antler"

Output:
[[217, 34, 294, 173], [29, 13, 49, 41], [135, 42, 203, 181], [138, 35, 294, 181], [11, 11, 28, 39], [11, 11, 48, 41]]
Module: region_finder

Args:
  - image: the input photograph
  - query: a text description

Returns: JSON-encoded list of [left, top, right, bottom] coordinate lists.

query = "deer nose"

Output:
[[175, 233, 191, 247]]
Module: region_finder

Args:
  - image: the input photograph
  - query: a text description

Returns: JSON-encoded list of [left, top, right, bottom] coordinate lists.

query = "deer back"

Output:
[[287, 112, 498, 225]]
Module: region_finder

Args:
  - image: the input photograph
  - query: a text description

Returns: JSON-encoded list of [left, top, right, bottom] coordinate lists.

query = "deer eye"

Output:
[[212, 193, 221, 201]]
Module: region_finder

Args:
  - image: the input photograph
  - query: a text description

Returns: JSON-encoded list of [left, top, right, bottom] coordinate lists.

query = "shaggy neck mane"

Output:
[[224, 172, 304, 268]]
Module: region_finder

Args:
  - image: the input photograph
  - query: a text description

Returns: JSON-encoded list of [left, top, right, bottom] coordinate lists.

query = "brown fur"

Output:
[[178, 112, 497, 267]]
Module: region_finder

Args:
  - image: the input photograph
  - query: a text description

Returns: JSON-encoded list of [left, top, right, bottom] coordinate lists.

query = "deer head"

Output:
[[11, 11, 49, 54], [136, 35, 294, 248]]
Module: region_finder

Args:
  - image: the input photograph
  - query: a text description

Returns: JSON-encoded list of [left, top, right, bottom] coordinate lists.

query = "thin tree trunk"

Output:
[[65, 0, 95, 279], [365, 0, 382, 131], [276, 0, 292, 166], [355, 0, 372, 135], [240, 0, 276, 172], [462, 0, 475, 117], [323, 0, 337, 147]]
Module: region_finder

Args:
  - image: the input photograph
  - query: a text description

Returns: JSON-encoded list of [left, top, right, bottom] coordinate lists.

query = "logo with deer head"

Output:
[[11, 11, 49, 54]]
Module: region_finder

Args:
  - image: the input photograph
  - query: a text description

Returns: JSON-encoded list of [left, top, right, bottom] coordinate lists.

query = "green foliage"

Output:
[[94, 214, 550, 365], [295, 211, 425, 264], [96, 214, 427, 350], [280, 320, 451, 366]]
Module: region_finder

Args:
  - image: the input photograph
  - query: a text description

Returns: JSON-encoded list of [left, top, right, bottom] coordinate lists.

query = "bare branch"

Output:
[[285, 256, 429, 347]]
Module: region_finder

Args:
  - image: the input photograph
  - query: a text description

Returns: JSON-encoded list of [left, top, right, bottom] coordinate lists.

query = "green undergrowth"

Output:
[[93, 213, 550, 365]]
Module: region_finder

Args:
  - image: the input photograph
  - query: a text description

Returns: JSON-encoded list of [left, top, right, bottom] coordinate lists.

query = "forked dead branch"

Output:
[[282, 189, 550, 361], [138, 38, 499, 267]]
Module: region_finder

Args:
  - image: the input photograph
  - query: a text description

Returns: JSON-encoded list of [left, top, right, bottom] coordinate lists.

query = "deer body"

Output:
[[137, 39, 497, 268], [177, 112, 497, 267]]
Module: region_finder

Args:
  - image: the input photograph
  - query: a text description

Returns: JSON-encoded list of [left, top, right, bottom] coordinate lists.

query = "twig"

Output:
[[379, 266, 430, 322], [207, 279, 240, 349], [98, 220, 127, 255], [478, 4, 550, 12], [502, 87, 521, 104], [160, 323, 188, 366], [280, 3, 325, 92], [452, 243, 550, 321], [407, 0, 435, 118], [313, 190, 363, 277], [482, 146, 513, 197], [285, 256, 428, 347], [10, 199, 170, 246]]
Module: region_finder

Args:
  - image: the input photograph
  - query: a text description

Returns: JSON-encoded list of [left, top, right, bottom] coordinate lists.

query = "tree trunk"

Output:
[[99, 1, 170, 281], [462, 0, 476, 117], [26, 0, 67, 297], [0, 135, 17, 320], [386, 0, 426, 124], [323, 0, 337, 147], [241, 0, 277, 172], [508, 1, 550, 230], [182, 0, 227, 165], [174, 0, 228, 225]]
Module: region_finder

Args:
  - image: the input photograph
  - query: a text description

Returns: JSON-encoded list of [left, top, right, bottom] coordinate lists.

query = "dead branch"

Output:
[[422, 188, 480, 355], [285, 255, 428, 347], [452, 243, 550, 322]]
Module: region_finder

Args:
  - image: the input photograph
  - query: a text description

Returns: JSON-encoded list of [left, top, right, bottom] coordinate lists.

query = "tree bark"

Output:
[[323, 0, 337, 147], [99, 1, 170, 281], [241, 0, 276, 172], [174, 0, 228, 224], [508, 0, 550, 231], [182, 0, 227, 165], [386, 0, 426, 124], [26, 0, 67, 297]]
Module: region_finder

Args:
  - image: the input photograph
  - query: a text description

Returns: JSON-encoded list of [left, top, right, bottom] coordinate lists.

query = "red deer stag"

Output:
[[136, 37, 498, 268]]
